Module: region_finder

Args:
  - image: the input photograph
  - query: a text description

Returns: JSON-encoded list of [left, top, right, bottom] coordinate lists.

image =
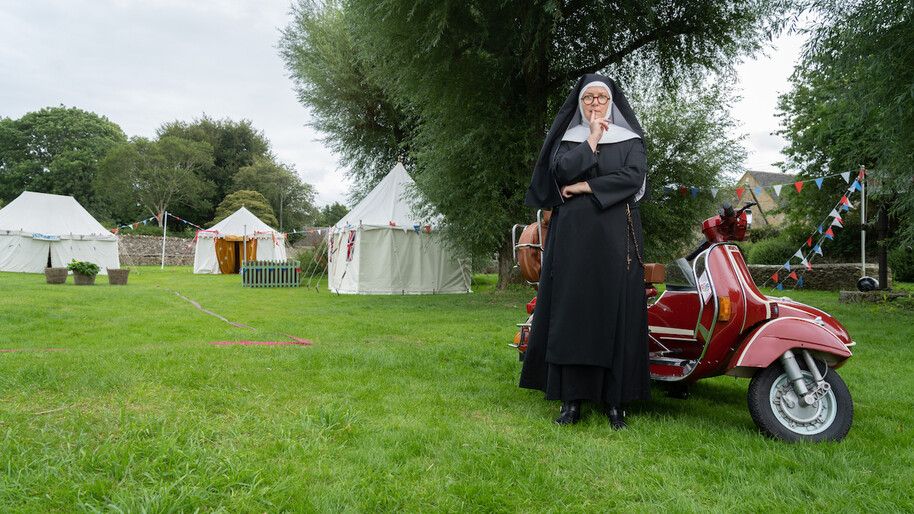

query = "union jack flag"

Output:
[[346, 230, 356, 261]]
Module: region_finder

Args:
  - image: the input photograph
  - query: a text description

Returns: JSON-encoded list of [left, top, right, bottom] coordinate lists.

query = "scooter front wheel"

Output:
[[747, 360, 853, 442]]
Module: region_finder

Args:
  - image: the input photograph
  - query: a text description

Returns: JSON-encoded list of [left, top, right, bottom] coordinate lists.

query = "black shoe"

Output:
[[605, 405, 628, 430], [555, 401, 581, 425]]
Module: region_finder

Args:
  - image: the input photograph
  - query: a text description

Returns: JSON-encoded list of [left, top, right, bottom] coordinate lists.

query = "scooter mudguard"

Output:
[[726, 317, 853, 378]]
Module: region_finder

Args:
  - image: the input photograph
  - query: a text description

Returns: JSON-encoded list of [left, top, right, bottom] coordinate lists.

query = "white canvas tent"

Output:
[[328, 162, 471, 294], [193, 206, 287, 274], [0, 191, 120, 274]]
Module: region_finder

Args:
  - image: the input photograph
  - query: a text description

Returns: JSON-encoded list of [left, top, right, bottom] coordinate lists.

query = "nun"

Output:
[[520, 73, 651, 428]]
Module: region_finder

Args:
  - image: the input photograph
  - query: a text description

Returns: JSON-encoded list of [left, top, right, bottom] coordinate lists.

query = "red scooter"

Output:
[[512, 202, 855, 442]]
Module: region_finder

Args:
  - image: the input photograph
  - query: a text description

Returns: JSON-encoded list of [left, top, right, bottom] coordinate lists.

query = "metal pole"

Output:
[[161, 211, 168, 269], [860, 167, 866, 278]]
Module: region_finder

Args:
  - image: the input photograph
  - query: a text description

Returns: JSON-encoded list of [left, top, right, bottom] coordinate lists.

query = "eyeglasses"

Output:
[[582, 94, 610, 105]]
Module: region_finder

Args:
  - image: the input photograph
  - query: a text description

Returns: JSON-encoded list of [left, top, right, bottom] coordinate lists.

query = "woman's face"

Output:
[[580, 86, 610, 120]]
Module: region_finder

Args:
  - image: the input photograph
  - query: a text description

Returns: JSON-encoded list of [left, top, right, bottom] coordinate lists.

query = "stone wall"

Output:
[[747, 263, 889, 291], [118, 235, 196, 266]]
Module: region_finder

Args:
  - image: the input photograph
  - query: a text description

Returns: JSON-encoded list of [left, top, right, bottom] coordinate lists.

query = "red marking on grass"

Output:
[[209, 340, 312, 346]]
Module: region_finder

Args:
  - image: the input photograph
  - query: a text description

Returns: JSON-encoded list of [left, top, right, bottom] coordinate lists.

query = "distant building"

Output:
[[734, 170, 796, 227]]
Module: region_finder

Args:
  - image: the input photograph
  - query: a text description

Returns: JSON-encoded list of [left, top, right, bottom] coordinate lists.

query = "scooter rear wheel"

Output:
[[748, 359, 853, 442]]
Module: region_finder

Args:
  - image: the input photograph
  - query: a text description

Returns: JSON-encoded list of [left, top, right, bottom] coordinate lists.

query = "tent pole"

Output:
[[161, 211, 168, 269], [243, 224, 247, 274]]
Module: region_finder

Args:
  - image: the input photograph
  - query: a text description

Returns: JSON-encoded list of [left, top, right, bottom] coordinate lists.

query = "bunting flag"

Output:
[[798, 277, 804, 287], [789, 271, 798, 281], [346, 230, 356, 261], [806, 236, 813, 247], [829, 208, 841, 218], [777, 283, 784, 291], [793, 250, 805, 261], [414, 225, 421, 235], [654, 168, 866, 201], [831, 218, 843, 228], [813, 244, 822, 256], [783, 261, 791, 271], [806, 261, 812, 270], [771, 272, 779, 282], [824, 227, 835, 240], [818, 224, 823, 234], [840, 195, 851, 206]]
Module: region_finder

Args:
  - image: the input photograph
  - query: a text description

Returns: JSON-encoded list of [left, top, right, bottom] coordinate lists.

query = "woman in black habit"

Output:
[[520, 73, 651, 428]]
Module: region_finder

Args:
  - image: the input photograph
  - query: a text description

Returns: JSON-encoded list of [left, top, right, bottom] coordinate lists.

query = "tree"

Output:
[[96, 136, 214, 226], [278, 1, 415, 201], [211, 190, 279, 229], [778, 0, 913, 245], [0, 106, 126, 212], [626, 69, 748, 262], [157, 115, 272, 224], [232, 158, 318, 231], [315, 201, 349, 227], [282, 0, 795, 287]]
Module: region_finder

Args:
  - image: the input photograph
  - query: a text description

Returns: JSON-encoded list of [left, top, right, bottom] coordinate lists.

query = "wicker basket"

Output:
[[45, 267, 68, 284], [73, 272, 96, 286], [107, 268, 130, 285]]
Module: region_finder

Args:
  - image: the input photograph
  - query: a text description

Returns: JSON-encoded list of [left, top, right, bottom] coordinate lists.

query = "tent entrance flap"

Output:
[[215, 238, 257, 274]]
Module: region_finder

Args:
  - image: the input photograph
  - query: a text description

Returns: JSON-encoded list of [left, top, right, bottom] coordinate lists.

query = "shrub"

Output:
[[292, 246, 328, 275], [888, 246, 914, 282], [67, 260, 100, 277], [746, 236, 799, 265]]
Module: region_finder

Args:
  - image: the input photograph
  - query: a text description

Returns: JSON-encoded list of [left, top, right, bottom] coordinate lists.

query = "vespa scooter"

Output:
[[511, 202, 855, 442]]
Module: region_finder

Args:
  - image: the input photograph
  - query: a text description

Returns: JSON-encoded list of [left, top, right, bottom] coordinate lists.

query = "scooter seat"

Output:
[[644, 263, 666, 285]]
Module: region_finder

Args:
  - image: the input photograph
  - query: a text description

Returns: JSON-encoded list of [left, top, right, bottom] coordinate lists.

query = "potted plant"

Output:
[[67, 260, 100, 285]]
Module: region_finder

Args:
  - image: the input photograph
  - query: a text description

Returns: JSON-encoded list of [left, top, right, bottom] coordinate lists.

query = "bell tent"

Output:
[[0, 191, 120, 274], [193, 206, 287, 274], [327, 162, 471, 294]]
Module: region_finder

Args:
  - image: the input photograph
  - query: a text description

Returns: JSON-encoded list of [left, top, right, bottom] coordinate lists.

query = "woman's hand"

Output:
[[587, 109, 610, 151], [561, 181, 592, 198]]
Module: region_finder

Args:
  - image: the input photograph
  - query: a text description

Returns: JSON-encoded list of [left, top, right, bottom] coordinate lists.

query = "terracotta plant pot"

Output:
[[107, 268, 129, 285], [45, 267, 68, 284], [73, 272, 96, 286]]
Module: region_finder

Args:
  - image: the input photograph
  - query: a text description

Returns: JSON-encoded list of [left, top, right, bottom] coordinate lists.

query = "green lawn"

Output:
[[1, 267, 912, 512]]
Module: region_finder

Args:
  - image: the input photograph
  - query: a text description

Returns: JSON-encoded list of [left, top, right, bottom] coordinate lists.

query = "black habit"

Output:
[[519, 74, 651, 407]]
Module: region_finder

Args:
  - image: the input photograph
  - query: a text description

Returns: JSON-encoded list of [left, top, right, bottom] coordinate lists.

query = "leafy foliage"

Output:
[[278, 1, 415, 202], [0, 106, 126, 213], [628, 69, 747, 262], [778, 0, 914, 244], [97, 136, 214, 226], [66, 259, 100, 277], [281, 0, 795, 286], [746, 236, 799, 265], [232, 158, 317, 231], [211, 190, 278, 229], [888, 246, 914, 283], [314, 201, 349, 227], [157, 115, 272, 224]]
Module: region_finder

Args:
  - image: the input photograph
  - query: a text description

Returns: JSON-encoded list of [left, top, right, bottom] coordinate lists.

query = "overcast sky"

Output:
[[1, 1, 805, 208]]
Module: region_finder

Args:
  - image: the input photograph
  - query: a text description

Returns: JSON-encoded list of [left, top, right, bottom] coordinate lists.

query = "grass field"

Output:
[[1, 267, 913, 512]]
